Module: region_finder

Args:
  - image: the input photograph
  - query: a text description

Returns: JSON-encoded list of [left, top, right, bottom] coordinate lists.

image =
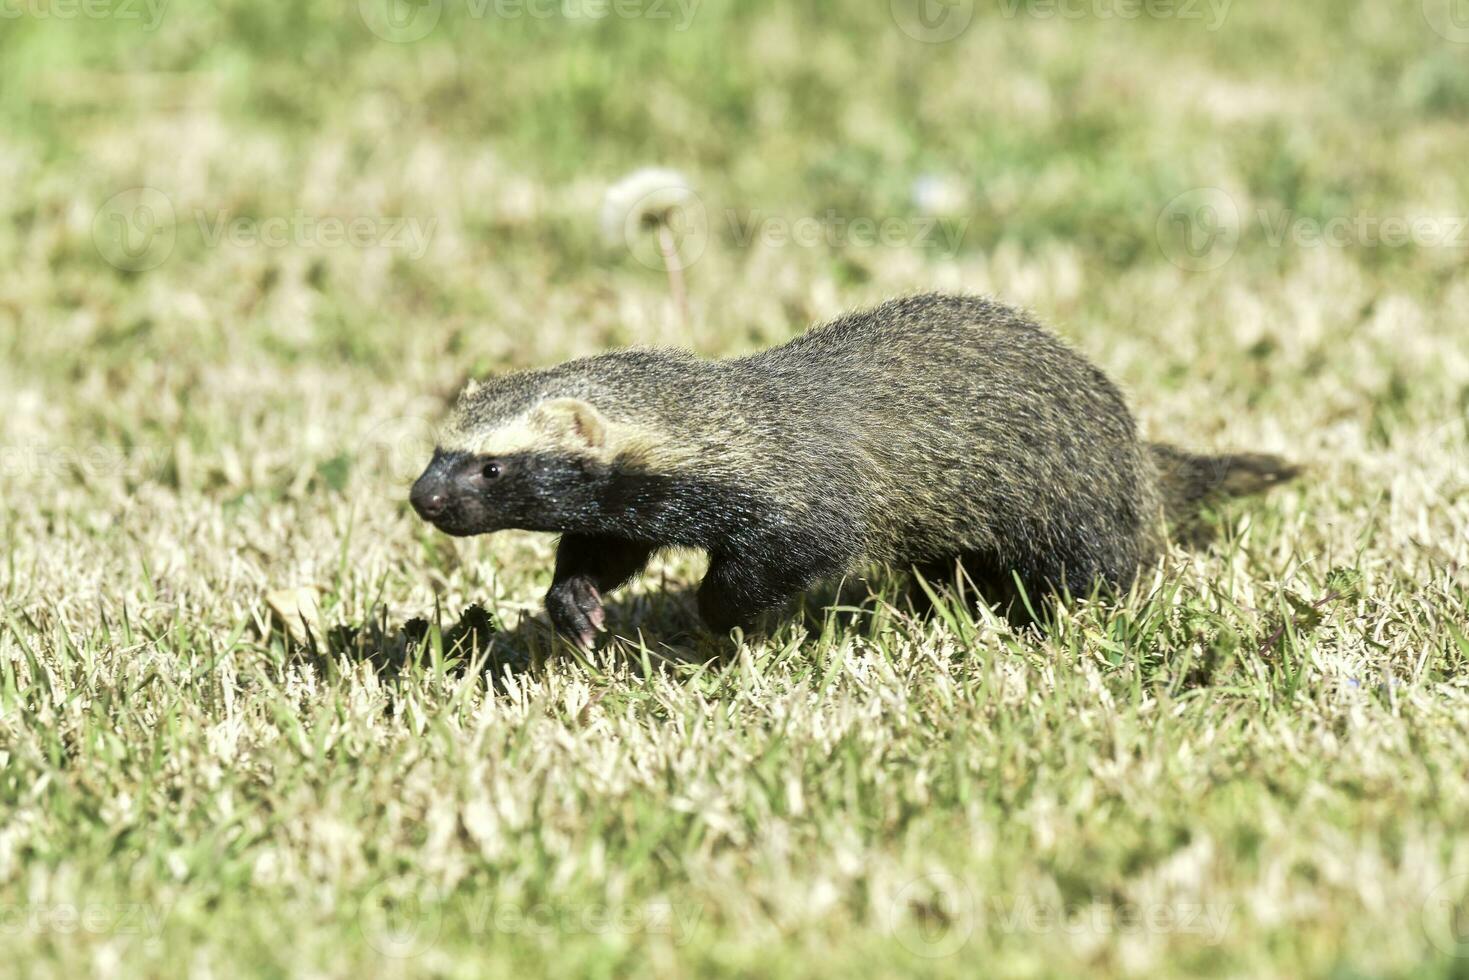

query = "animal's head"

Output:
[[409, 372, 620, 537]]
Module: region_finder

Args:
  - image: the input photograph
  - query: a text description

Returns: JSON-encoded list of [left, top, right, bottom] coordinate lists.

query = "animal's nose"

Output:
[[410, 471, 450, 520], [413, 491, 447, 519]]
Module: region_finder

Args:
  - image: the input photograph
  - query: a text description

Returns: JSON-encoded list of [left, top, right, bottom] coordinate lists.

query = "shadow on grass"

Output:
[[284, 585, 737, 690], [277, 563, 1061, 691]]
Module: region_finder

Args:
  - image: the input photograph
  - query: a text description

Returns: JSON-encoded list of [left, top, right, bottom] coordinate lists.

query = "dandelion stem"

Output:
[[657, 220, 689, 330]]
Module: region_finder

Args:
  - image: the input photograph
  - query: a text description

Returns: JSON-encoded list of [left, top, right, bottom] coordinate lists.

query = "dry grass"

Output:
[[2, 1, 1468, 976]]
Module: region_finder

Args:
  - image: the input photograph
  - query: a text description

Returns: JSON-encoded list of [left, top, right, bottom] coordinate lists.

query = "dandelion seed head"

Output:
[[600, 168, 697, 246]]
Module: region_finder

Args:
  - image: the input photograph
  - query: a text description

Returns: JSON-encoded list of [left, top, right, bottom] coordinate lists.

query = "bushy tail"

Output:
[[1148, 444, 1300, 525]]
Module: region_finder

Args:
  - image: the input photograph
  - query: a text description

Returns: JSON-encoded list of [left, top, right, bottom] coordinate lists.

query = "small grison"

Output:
[[410, 293, 1296, 646]]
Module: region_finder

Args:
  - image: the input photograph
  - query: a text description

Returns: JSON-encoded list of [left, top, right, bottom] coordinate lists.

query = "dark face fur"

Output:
[[410, 448, 609, 536], [409, 384, 623, 537]]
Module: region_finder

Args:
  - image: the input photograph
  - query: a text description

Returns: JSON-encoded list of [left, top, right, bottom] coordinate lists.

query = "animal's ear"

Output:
[[535, 398, 608, 450], [451, 376, 482, 407]]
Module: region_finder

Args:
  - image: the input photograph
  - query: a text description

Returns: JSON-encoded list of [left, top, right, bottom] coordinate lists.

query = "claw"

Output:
[[547, 575, 607, 650]]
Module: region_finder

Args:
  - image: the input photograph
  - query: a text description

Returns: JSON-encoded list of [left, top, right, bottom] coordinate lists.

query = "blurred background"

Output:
[[3, 1, 1469, 975], [2, 1, 1466, 445]]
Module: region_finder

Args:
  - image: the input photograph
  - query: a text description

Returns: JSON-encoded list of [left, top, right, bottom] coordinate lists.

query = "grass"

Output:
[[2, 0, 1469, 975]]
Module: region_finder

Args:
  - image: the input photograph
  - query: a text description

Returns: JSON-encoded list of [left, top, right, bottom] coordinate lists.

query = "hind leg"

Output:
[[907, 557, 961, 613], [697, 546, 851, 635], [910, 553, 1041, 624]]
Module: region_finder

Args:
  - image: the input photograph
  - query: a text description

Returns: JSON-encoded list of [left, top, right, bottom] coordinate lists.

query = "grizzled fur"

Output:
[[410, 293, 1297, 645]]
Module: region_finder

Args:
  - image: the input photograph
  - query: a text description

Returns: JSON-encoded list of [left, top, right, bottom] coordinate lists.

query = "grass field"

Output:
[[3, 1, 1469, 976]]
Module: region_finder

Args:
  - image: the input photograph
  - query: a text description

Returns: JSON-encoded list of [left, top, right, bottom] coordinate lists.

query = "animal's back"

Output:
[[727, 294, 1160, 587]]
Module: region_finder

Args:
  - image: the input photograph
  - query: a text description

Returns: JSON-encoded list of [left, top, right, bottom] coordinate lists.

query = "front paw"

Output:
[[545, 575, 606, 650]]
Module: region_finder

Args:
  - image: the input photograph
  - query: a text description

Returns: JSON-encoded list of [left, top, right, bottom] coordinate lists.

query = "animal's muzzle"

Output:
[[410, 459, 453, 521]]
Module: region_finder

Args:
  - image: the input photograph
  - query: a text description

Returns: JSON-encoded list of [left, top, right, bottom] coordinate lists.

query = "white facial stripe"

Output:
[[439, 416, 543, 456], [441, 415, 616, 458], [437, 402, 657, 462]]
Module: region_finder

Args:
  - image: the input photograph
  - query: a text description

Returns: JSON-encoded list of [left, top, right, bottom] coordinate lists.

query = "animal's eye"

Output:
[[481, 460, 502, 480]]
